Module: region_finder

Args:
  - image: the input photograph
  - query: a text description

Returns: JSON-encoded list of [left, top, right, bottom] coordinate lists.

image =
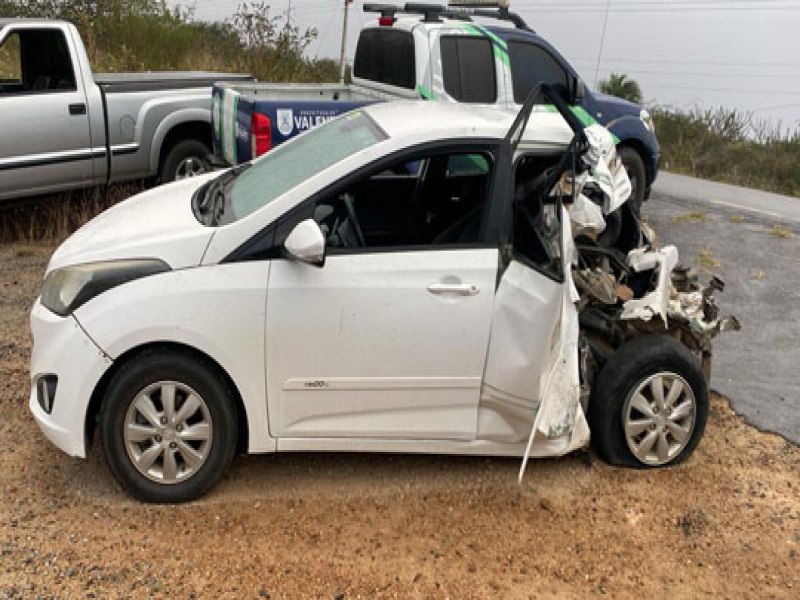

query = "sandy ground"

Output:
[[0, 242, 797, 599]]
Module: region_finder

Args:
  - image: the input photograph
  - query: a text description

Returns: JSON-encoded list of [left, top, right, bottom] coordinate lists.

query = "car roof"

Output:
[[363, 101, 574, 148]]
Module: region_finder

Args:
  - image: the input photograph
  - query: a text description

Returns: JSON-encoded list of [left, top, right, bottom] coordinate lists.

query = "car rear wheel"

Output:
[[588, 334, 708, 468], [100, 350, 238, 503]]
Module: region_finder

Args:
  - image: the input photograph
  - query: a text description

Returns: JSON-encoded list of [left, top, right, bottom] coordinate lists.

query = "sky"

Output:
[[170, 0, 800, 132]]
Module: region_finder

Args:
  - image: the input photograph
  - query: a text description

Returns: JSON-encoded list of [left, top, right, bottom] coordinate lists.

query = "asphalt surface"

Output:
[[644, 172, 800, 444]]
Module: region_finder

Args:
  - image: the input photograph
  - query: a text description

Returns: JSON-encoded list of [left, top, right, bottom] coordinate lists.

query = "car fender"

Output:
[[73, 262, 274, 453]]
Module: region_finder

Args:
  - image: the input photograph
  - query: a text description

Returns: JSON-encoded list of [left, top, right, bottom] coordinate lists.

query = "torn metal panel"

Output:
[[479, 260, 562, 441], [621, 245, 679, 327], [582, 124, 632, 214]]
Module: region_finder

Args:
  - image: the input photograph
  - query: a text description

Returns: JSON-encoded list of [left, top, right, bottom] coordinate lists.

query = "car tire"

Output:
[[100, 349, 238, 503], [619, 146, 646, 216], [159, 139, 210, 183], [588, 334, 708, 469]]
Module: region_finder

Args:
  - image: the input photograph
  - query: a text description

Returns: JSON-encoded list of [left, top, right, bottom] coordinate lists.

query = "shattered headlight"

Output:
[[640, 108, 655, 134], [41, 259, 170, 316]]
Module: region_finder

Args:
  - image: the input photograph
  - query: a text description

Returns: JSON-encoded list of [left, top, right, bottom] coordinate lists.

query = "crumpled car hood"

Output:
[[47, 173, 219, 274]]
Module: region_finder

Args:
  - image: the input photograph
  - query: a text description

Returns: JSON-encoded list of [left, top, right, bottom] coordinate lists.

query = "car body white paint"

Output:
[[31, 101, 589, 463]]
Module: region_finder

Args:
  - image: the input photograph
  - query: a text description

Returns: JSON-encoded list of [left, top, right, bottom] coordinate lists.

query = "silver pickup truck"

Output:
[[0, 19, 252, 202]]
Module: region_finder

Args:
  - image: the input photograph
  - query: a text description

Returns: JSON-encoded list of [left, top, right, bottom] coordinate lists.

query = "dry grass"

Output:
[[770, 223, 795, 239], [673, 211, 709, 223], [698, 247, 722, 272], [729, 214, 746, 223], [0, 183, 144, 243]]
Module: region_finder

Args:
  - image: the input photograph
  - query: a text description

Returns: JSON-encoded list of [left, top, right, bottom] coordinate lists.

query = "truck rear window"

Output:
[[354, 29, 415, 90], [440, 36, 497, 103]]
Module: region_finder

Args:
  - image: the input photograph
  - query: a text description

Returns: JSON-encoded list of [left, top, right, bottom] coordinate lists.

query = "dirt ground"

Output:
[[0, 242, 797, 599]]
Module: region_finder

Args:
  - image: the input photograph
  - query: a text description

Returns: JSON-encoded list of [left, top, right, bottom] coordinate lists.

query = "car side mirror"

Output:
[[284, 219, 326, 267]]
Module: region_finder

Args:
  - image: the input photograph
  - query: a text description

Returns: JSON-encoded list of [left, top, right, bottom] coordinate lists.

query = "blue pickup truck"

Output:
[[213, 2, 659, 209]]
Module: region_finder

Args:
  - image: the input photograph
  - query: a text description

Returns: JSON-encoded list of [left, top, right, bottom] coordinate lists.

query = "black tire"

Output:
[[100, 349, 238, 503], [619, 146, 647, 216], [588, 334, 708, 468], [159, 139, 211, 183]]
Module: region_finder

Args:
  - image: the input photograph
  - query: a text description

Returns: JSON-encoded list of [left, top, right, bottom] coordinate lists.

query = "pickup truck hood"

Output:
[[47, 174, 219, 274]]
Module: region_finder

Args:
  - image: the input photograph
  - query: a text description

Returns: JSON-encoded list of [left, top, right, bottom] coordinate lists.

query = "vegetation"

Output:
[[1, 4, 799, 241], [0, 0, 340, 82], [652, 105, 800, 197], [598, 73, 642, 104]]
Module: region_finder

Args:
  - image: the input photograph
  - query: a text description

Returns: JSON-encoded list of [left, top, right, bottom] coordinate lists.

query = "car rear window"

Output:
[[354, 28, 415, 90], [440, 36, 497, 103]]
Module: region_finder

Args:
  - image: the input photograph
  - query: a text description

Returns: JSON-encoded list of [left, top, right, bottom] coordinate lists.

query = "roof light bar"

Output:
[[363, 2, 530, 30], [448, 1, 510, 7]]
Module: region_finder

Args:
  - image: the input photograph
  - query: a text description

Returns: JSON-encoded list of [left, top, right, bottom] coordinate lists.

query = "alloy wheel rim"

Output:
[[622, 372, 696, 466], [175, 157, 207, 179], [124, 381, 213, 484]]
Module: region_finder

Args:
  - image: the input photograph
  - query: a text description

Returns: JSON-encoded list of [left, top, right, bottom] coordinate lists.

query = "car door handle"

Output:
[[427, 282, 480, 296], [68, 103, 86, 116]]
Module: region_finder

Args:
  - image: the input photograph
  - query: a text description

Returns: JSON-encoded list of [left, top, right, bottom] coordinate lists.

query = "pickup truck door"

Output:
[[0, 26, 94, 200]]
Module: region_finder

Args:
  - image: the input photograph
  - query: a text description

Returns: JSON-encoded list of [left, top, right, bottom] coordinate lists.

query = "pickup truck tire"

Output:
[[619, 146, 646, 216], [160, 139, 211, 183], [100, 349, 238, 503], [588, 334, 708, 469]]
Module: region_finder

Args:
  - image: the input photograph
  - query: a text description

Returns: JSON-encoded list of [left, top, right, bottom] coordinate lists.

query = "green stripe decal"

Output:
[[460, 23, 510, 65], [493, 46, 510, 66], [542, 104, 620, 144], [473, 24, 508, 50], [417, 84, 436, 100]]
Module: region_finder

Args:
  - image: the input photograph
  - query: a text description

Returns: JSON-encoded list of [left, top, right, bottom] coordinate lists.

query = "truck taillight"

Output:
[[378, 16, 395, 26], [251, 111, 272, 158]]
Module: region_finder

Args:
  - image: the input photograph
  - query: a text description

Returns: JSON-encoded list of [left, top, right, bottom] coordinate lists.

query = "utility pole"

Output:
[[339, 0, 351, 84]]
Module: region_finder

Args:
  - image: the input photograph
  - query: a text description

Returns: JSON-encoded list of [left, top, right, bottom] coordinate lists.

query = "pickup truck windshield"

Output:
[[230, 110, 387, 221]]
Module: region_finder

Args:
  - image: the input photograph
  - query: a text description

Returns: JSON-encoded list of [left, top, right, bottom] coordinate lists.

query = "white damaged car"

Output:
[[30, 87, 737, 502]]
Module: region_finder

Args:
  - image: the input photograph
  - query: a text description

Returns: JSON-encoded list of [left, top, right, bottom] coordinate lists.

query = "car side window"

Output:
[[0, 29, 77, 95], [311, 150, 494, 251], [440, 36, 497, 103], [508, 41, 569, 104]]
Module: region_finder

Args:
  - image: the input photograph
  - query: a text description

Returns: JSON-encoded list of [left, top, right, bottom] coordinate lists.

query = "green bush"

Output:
[[0, 0, 339, 81], [653, 106, 800, 198]]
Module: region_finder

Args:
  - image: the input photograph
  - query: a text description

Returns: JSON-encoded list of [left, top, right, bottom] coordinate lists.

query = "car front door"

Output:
[[265, 148, 499, 441]]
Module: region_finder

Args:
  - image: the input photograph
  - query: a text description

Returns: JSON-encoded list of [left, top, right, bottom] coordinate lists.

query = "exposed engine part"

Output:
[[702, 276, 725, 321]]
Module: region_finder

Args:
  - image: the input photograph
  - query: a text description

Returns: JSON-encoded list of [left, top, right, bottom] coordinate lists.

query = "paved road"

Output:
[[644, 172, 799, 443]]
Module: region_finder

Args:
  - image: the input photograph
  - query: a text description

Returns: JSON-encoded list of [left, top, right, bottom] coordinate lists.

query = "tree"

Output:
[[599, 73, 643, 104]]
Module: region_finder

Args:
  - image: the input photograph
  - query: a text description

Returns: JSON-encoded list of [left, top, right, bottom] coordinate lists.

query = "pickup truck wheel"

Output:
[[100, 349, 238, 503], [588, 334, 708, 469], [619, 146, 646, 216], [160, 139, 211, 183]]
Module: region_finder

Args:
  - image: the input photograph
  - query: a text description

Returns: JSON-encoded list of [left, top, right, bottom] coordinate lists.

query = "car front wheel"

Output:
[[100, 349, 238, 503], [619, 146, 646, 216], [588, 334, 708, 468]]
